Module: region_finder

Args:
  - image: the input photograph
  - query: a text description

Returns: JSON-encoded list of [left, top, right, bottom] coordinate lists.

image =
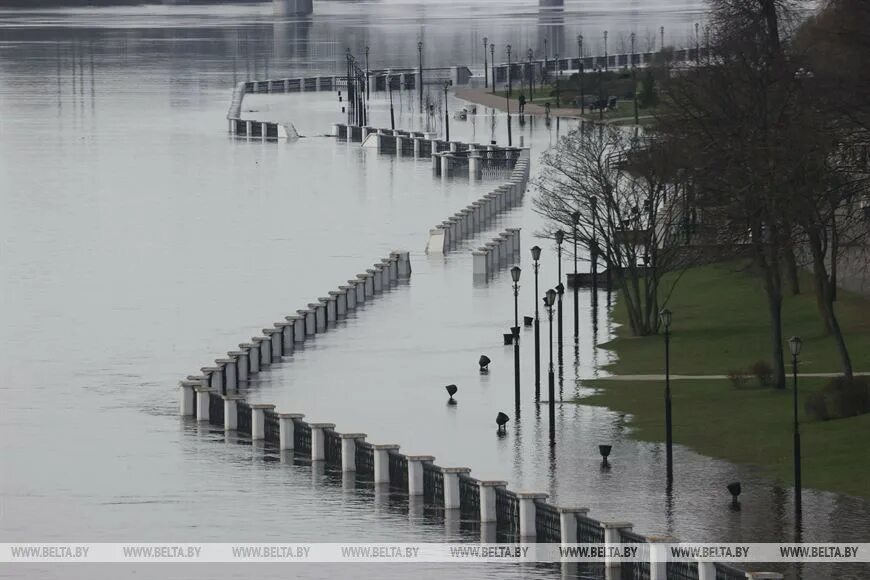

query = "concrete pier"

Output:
[[240, 343, 259, 374], [275, 321, 295, 355]]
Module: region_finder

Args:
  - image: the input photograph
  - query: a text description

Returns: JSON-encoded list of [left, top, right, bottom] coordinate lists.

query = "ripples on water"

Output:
[[0, 2, 866, 579]]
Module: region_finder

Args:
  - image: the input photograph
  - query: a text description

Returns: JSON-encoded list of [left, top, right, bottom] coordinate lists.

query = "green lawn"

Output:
[[581, 261, 870, 498], [599, 261, 870, 375], [582, 378, 870, 498]]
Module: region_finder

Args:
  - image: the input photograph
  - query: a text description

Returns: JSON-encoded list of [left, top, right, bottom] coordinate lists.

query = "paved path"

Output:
[[455, 87, 586, 119], [595, 372, 869, 381]]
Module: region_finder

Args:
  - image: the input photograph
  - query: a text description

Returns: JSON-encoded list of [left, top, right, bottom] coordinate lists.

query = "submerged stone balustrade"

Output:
[[426, 149, 530, 255]]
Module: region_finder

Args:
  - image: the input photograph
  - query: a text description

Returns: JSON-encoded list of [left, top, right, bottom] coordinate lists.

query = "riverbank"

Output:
[[455, 87, 656, 126], [579, 261, 870, 498]]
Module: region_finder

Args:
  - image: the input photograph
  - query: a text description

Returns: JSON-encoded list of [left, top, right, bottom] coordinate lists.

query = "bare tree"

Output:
[[534, 125, 686, 336]]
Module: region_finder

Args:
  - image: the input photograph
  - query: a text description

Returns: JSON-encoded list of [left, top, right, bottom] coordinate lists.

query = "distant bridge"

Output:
[[271, 0, 561, 16]]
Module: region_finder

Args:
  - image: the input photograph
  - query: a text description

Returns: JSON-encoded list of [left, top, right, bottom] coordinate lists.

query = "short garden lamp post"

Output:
[[789, 335, 803, 515], [545, 288, 557, 442], [511, 266, 522, 417], [531, 246, 542, 401], [660, 308, 673, 484]]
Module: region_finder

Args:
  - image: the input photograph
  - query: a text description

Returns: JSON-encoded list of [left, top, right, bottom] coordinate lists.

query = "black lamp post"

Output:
[[389, 75, 395, 130], [631, 32, 638, 125], [543, 37, 548, 83], [418, 41, 424, 111], [603, 30, 608, 72], [789, 336, 803, 514], [660, 308, 673, 483], [444, 80, 450, 141], [660, 26, 665, 53], [578, 35, 585, 114], [511, 266, 522, 416], [555, 230, 565, 362], [556, 55, 561, 109], [507, 44, 512, 97], [483, 37, 489, 88], [590, 196, 598, 293], [531, 246, 542, 401], [545, 289, 557, 441], [571, 212, 580, 340], [527, 48, 533, 101], [490, 43, 495, 95], [598, 67, 604, 121], [365, 45, 370, 100]]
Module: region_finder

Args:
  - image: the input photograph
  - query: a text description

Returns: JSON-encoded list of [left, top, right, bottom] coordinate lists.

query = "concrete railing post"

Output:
[[648, 536, 674, 580], [275, 321, 295, 355], [194, 386, 211, 422], [309, 302, 326, 333], [517, 492, 548, 538], [407, 455, 435, 495], [340, 434, 367, 472], [263, 328, 281, 361], [239, 343, 259, 374], [558, 507, 590, 546], [229, 350, 248, 382], [253, 336, 271, 367], [321, 296, 337, 323], [340, 284, 357, 311], [297, 308, 315, 336], [478, 481, 507, 522], [373, 444, 400, 484], [309, 423, 335, 461], [215, 358, 236, 392], [179, 380, 199, 416], [278, 413, 304, 450], [223, 394, 243, 431], [250, 404, 275, 441], [603, 522, 634, 575], [442, 468, 471, 510], [329, 290, 347, 317], [697, 562, 718, 580]]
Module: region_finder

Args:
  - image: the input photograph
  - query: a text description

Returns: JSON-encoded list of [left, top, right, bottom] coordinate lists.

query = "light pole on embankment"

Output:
[[418, 41, 424, 112], [490, 44, 495, 95], [483, 37, 489, 89], [443, 81, 450, 142], [572, 211, 579, 341], [545, 289, 557, 443], [511, 266, 521, 418], [531, 246, 542, 402], [660, 308, 673, 484], [555, 230, 564, 365], [789, 336, 803, 515]]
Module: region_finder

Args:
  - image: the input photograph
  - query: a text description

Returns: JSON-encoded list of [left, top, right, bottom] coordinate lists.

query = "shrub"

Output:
[[804, 376, 870, 421], [824, 376, 870, 419], [727, 370, 749, 389], [749, 360, 775, 387], [804, 391, 829, 421]]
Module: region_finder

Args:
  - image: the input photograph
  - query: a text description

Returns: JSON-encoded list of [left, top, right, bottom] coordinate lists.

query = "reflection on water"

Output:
[[1, 2, 867, 580]]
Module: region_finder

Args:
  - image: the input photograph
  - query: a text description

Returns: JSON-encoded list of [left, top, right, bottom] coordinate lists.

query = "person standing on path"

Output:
[[518, 93, 526, 114]]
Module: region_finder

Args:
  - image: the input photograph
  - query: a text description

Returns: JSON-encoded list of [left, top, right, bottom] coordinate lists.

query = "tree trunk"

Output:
[[784, 244, 800, 295], [765, 281, 787, 389], [808, 229, 854, 377]]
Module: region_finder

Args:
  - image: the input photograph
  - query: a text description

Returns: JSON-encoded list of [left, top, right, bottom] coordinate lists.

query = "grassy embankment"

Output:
[[581, 261, 870, 498]]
